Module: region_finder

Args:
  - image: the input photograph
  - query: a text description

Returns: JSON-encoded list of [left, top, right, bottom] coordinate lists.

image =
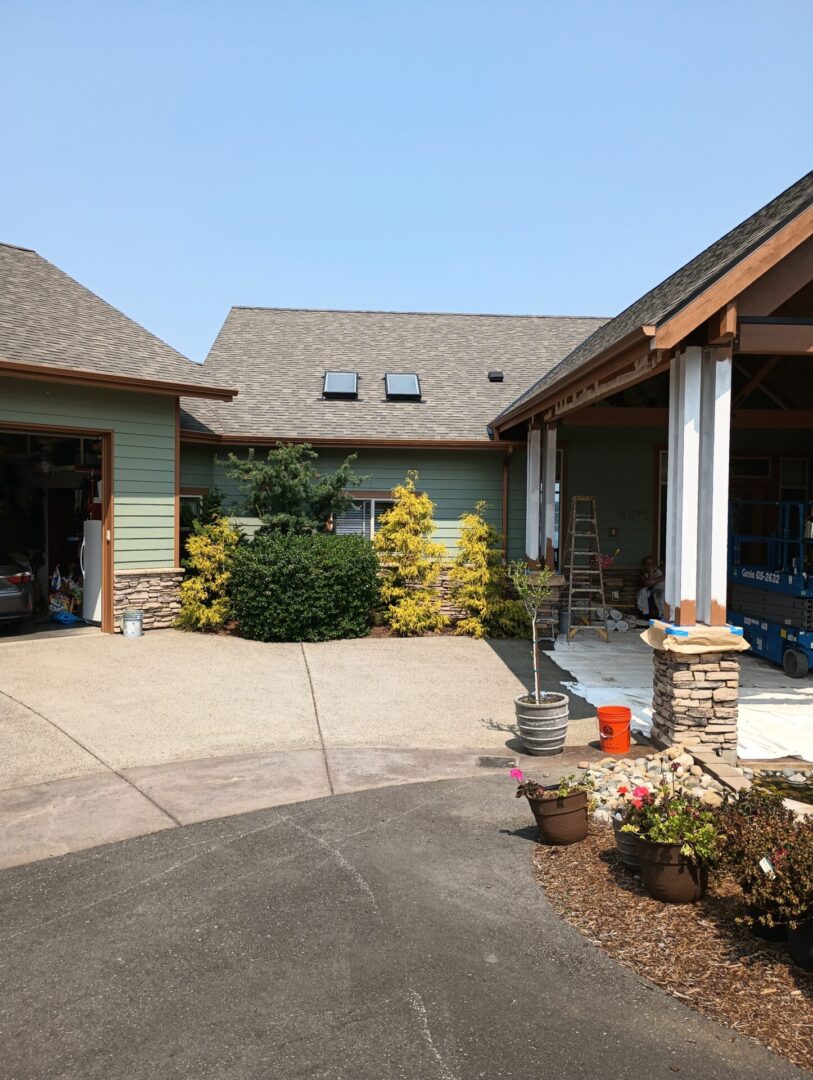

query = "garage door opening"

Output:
[[0, 426, 112, 640]]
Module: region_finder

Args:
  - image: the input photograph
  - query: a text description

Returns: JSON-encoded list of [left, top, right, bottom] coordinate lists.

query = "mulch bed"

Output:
[[533, 824, 813, 1070]]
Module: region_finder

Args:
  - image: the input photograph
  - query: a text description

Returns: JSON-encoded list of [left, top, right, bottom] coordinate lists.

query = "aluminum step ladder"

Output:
[[563, 495, 608, 642]]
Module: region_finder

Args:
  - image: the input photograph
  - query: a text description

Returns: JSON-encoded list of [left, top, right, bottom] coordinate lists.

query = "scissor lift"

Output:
[[727, 499, 813, 678]]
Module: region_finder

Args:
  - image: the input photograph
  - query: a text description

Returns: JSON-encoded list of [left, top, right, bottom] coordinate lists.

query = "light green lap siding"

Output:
[[179, 442, 215, 490], [0, 377, 176, 569], [506, 447, 527, 562], [182, 443, 525, 556], [560, 425, 664, 567]]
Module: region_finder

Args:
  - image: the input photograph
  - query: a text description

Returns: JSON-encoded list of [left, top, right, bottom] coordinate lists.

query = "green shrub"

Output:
[[230, 532, 379, 642]]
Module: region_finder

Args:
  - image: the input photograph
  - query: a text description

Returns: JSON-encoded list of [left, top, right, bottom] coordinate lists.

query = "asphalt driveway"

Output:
[[0, 630, 596, 868], [0, 774, 803, 1080]]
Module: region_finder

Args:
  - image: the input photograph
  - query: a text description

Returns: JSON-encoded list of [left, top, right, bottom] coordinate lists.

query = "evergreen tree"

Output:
[[222, 443, 365, 533]]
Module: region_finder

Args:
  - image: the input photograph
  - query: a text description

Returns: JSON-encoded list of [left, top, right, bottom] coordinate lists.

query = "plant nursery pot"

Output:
[[514, 692, 569, 756], [787, 918, 813, 971], [527, 790, 588, 846], [744, 905, 788, 942], [635, 838, 708, 904], [612, 814, 640, 870]]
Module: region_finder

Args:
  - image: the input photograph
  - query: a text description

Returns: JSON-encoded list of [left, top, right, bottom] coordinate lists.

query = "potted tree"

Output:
[[621, 783, 720, 903], [507, 561, 569, 756], [513, 768, 590, 845]]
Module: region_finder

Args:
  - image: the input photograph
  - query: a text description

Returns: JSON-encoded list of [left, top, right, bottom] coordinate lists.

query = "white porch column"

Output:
[[540, 424, 557, 568], [697, 351, 732, 625], [525, 425, 541, 562], [664, 346, 702, 625]]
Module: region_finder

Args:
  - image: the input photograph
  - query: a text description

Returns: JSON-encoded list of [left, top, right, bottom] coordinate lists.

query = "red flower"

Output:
[[631, 797, 643, 809], [617, 786, 628, 795]]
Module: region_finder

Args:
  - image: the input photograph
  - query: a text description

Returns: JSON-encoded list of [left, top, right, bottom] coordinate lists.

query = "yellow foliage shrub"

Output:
[[176, 517, 240, 632], [373, 471, 448, 636], [450, 501, 527, 638]]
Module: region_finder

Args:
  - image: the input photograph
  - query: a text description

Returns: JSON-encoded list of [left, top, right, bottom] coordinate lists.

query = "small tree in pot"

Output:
[[507, 561, 569, 755]]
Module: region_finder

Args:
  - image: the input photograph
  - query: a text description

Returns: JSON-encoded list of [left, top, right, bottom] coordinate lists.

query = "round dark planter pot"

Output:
[[514, 693, 569, 756], [527, 790, 588, 846], [745, 904, 788, 942], [787, 918, 813, 971], [636, 838, 708, 904], [612, 814, 640, 870]]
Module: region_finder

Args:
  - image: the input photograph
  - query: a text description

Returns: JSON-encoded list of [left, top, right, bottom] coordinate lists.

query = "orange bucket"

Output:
[[597, 706, 631, 754]]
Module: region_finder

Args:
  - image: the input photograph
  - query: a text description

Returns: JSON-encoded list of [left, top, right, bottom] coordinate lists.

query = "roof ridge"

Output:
[[228, 305, 608, 321], [0, 241, 36, 253]]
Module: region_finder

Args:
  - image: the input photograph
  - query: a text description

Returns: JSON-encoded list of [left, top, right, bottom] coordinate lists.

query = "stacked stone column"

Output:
[[651, 649, 739, 764]]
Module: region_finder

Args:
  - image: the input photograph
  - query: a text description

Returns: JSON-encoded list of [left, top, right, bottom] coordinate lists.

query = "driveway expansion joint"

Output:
[[0, 686, 182, 828], [300, 641, 335, 795]]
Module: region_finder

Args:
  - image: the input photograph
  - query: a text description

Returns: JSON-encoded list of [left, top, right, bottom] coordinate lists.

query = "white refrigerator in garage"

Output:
[[81, 519, 103, 624]]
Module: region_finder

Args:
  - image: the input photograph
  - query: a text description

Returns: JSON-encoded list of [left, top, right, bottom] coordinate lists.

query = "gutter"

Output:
[[0, 356, 238, 401], [180, 431, 525, 450], [490, 324, 656, 434]]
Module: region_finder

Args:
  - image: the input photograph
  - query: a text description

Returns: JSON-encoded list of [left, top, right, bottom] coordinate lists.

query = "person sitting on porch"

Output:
[[636, 555, 665, 620]]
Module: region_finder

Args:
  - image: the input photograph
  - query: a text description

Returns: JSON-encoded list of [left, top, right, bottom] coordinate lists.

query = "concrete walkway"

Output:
[[0, 775, 803, 1080], [0, 630, 598, 868]]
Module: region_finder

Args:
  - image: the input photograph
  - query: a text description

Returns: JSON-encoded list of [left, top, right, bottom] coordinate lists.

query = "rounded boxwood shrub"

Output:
[[230, 532, 380, 642]]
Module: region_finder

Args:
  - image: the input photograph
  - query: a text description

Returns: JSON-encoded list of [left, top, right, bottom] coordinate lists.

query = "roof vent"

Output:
[[488, 370, 504, 382]]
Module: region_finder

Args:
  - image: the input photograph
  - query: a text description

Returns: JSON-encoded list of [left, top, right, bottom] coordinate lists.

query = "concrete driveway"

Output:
[[0, 630, 597, 867], [0, 774, 803, 1080]]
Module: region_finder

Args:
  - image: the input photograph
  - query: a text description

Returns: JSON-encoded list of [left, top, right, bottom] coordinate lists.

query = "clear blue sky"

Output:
[[2, 1, 812, 361]]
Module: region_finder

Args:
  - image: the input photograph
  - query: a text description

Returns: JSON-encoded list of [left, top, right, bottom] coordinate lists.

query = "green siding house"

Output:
[[179, 307, 604, 562], [0, 244, 602, 633], [0, 243, 234, 631]]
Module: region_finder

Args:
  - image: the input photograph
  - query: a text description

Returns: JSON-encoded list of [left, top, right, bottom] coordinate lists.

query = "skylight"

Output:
[[384, 373, 421, 400], [323, 371, 358, 398]]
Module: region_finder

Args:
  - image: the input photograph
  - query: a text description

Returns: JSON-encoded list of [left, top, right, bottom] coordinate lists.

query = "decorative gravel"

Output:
[[578, 745, 726, 822], [533, 825, 813, 1070]]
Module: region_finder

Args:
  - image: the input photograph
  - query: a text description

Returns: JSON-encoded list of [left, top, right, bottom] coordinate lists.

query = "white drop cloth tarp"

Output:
[[549, 633, 813, 761]]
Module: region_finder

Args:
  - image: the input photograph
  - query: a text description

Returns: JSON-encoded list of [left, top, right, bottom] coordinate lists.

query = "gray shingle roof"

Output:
[[180, 308, 606, 442], [494, 170, 813, 426], [0, 243, 234, 396]]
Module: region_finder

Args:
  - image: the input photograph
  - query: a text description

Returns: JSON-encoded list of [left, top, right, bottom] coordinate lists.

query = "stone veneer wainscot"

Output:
[[113, 568, 184, 631]]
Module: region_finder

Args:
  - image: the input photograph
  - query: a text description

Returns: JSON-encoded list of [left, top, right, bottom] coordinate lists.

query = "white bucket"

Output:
[[122, 609, 143, 638]]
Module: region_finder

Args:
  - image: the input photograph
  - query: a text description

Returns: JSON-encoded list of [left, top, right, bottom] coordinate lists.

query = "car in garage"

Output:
[[0, 553, 33, 632]]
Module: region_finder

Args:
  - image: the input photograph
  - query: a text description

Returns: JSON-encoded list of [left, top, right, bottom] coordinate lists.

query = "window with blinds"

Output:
[[333, 499, 393, 539]]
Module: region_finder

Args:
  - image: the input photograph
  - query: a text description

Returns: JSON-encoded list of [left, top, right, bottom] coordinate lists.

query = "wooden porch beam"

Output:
[[542, 346, 668, 422], [732, 408, 813, 428], [706, 301, 738, 344], [732, 355, 780, 411], [737, 234, 813, 316], [737, 320, 813, 355], [563, 407, 668, 427], [654, 202, 813, 350]]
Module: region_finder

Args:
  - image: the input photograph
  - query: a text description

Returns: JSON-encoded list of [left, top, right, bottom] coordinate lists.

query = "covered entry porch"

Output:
[[493, 172, 813, 762]]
